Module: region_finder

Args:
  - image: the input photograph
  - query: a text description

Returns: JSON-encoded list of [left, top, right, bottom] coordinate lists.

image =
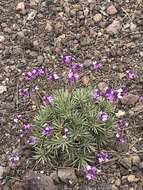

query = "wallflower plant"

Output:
[[33, 87, 115, 169]]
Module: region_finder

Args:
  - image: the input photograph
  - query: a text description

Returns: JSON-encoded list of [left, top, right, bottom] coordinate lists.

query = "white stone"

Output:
[[115, 110, 126, 118], [0, 35, 5, 42], [0, 85, 7, 94], [27, 10, 37, 20]]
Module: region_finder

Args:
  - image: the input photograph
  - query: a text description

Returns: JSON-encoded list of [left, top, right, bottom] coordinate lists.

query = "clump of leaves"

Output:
[[33, 88, 115, 169]]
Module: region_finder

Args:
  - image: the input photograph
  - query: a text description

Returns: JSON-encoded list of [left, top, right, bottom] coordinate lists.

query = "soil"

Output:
[[0, 0, 143, 189]]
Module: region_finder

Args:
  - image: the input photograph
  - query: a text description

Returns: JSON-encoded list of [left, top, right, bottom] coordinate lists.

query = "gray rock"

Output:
[[17, 31, 24, 38], [119, 157, 132, 169], [83, 59, 92, 67], [106, 20, 121, 35], [111, 185, 118, 190], [131, 155, 140, 166], [57, 168, 77, 186], [120, 185, 129, 190], [139, 162, 143, 169], [97, 82, 108, 93], [23, 171, 58, 190], [0, 166, 6, 179], [121, 94, 139, 105]]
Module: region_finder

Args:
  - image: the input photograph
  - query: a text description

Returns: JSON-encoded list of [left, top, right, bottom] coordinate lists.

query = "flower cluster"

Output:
[[43, 95, 54, 105], [27, 136, 37, 145], [68, 70, 80, 84], [139, 96, 143, 102], [19, 88, 30, 97], [9, 155, 20, 167], [48, 73, 59, 81], [42, 124, 53, 137], [126, 70, 136, 80], [91, 62, 103, 71], [23, 67, 45, 81], [62, 128, 70, 139], [61, 55, 74, 65], [84, 151, 109, 180], [84, 165, 97, 180], [92, 87, 124, 103], [97, 152, 109, 163], [21, 124, 32, 133], [14, 113, 21, 123], [97, 111, 109, 122]]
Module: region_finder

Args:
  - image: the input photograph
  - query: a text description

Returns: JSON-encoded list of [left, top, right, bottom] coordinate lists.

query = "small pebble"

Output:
[[0, 166, 6, 179], [45, 20, 53, 32], [106, 20, 121, 35], [115, 110, 126, 118], [0, 35, 5, 42], [93, 13, 102, 23], [127, 175, 139, 183], [111, 185, 118, 190], [16, 2, 25, 14], [131, 155, 140, 166], [114, 178, 121, 187], [139, 162, 143, 169], [107, 5, 118, 15], [0, 85, 7, 94]]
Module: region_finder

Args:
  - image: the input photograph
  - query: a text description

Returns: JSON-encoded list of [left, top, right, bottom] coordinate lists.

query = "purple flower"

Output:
[[116, 88, 124, 99], [23, 71, 33, 81], [63, 128, 69, 139], [31, 68, 39, 77], [68, 70, 79, 84], [116, 133, 127, 144], [23, 67, 45, 81], [19, 88, 30, 97], [43, 96, 54, 105], [48, 73, 59, 81], [71, 63, 83, 72], [105, 88, 118, 102], [126, 70, 136, 80], [97, 152, 109, 163], [32, 85, 39, 92], [92, 89, 103, 101], [84, 165, 97, 180], [139, 96, 143, 102], [27, 136, 37, 145], [91, 62, 103, 71], [42, 124, 53, 137], [97, 111, 109, 122], [62, 55, 74, 65], [14, 113, 21, 123], [37, 67, 45, 77], [117, 120, 128, 129], [22, 124, 32, 133], [9, 155, 20, 167]]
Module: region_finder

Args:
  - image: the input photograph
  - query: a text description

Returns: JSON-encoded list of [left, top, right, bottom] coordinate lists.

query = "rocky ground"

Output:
[[0, 0, 143, 189]]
